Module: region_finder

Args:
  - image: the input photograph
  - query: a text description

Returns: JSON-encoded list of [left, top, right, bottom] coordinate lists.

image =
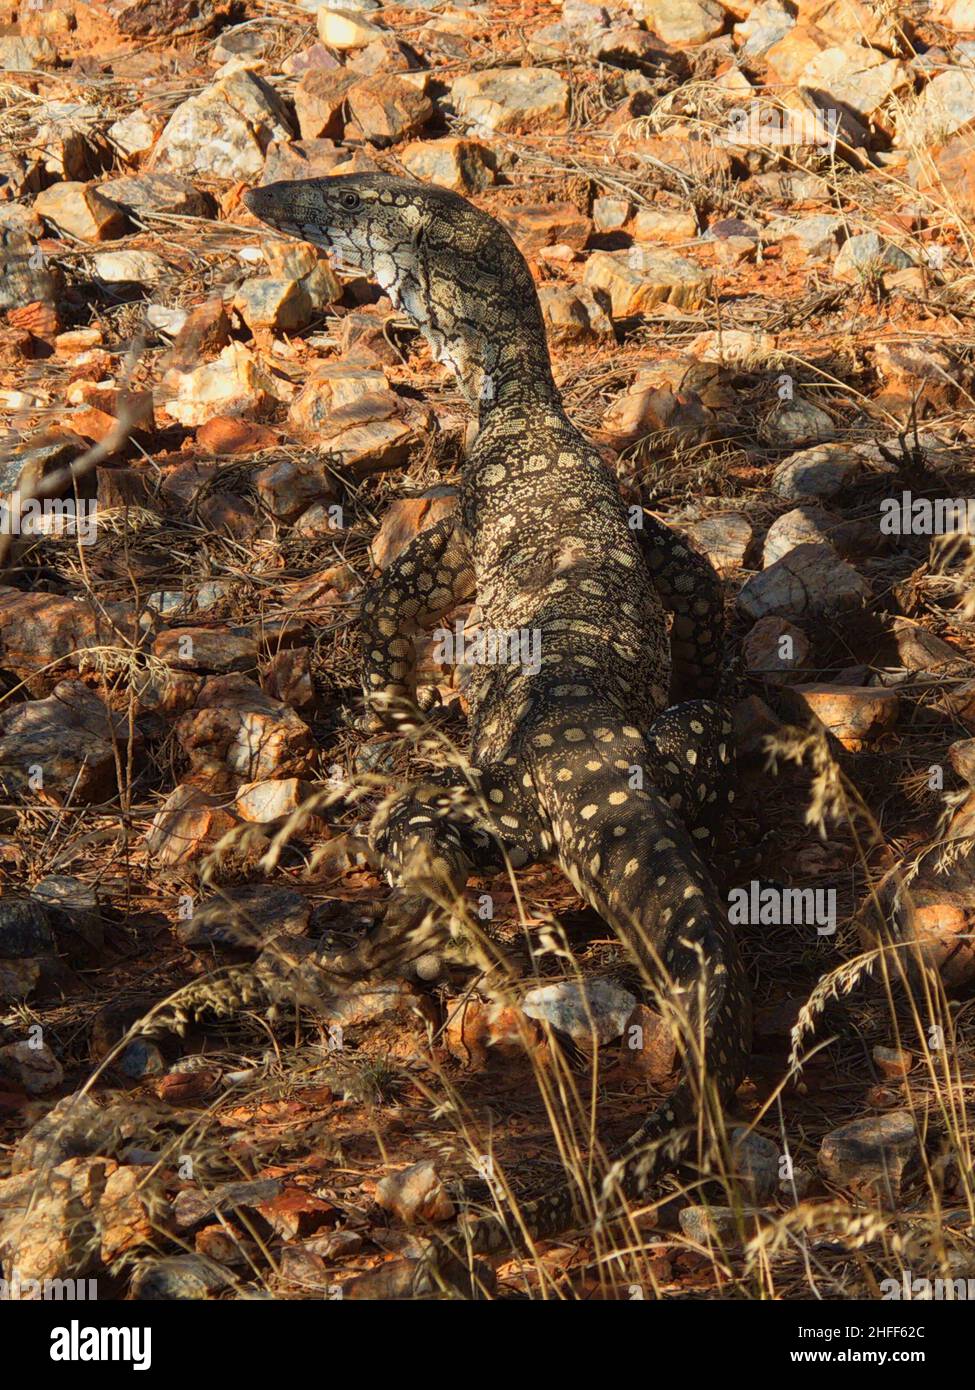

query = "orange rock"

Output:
[[197, 416, 278, 454]]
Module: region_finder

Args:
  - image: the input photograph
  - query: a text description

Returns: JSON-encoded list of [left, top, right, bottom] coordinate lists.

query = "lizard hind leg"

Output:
[[646, 699, 736, 856]]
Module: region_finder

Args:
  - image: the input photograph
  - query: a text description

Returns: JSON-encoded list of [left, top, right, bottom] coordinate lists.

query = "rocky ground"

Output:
[[1, 0, 975, 1302]]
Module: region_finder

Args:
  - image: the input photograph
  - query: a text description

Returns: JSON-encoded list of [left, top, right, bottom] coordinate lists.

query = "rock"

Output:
[[152, 70, 294, 180], [764, 23, 832, 87], [288, 363, 422, 474], [602, 377, 713, 450], [0, 680, 139, 805], [235, 777, 316, 823], [444, 997, 534, 1068], [538, 283, 614, 345], [682, 512, 753, 575], [763, 504, 850, 566], [347, 75, 433, 147], [818, 1112, 918, 1202], [737, 542, 871, 621], [196, 417, 277, 455], [678, 1203, 762, 1244], [833, 232, 913, 283], [731, 1126, 781, 1202], [948, 739, 975, 786], [0, 1039, 63, 1094], [31, 876, 103, 957], [233, 276, 314, 334], [399, 136, 496, 192], [131, 1254, 230, 1299], [0, 899, 57, 958], [583, 248, 710, 316], [174, 674, 315, 780], [263, 647, 315, 709], [898, 67, 975, 149], [0, 1155, 114, 1283], [500, 202, 592, 253], [255, 455, 339, 520], [163, 342, 283, 427], [618, 1002, 677, 1081], [98, 173, 211, 220], [11, 1094, 116, 1174], [797, 46, 909, 141], [118, 1039, 166, 1079], [632, 0, 727, 44], [0, 228, 60, 310], [294, 69, 359, 140], [375, 1160, 454, 1224], [522, 978, 637, 1044], [765, 213, 843, 260], [257, 1188, 337, 1240], [91, 249, 168, 285], [178, 884, 311, 950], [370, 488, 459, 569], [106, 109, 161, 160], [451, 67, 570, 134], [167, 298, 232, 369], [734, 0, 794, 58], [743, 615, 810, 684], [689, 329, 774, 366], [32, 183, 126, 242], [592, 196, 630, 232], [0, 959, 44, 1003], [873, 1045, 912, 1079], [0, 35, 59, 69], [909, 130, 975, 220], [153, 627, 258, 675], [788, 684, 900, 750], [317, 7, 386, 49], [98, 1165, 156, 1261], [772, 442, 892, 500], [765, 396, 834, 445], [145, 784, 241, 870], [262, 137, 346, 182]]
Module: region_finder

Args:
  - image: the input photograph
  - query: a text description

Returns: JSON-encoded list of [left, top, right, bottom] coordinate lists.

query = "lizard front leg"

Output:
[[360, 513, 475, 731], [632, 510, 725, 702]]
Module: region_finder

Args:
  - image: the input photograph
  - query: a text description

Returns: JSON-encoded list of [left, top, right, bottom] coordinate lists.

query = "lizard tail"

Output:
[[446, 721, 751, 1257]]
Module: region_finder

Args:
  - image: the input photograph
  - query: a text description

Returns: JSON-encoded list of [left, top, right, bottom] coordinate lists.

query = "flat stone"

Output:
[[153, 627, 258, 674], [737, 542, 871, 621], [818, 1112, 918, 1203], [0, 680, 139, 805], [682, 512, 753, 575], [163, 342, 283, 426], [583, 247, 710, 316], [743, 615, 810, 683], [33, 183, 126, 242], [833, 231, 913, 282], [522, 978, 637, 1045], [375, 1161, 454, 1224], [772, 442, 893, 500], [174, 673, 315, 780], [632, 0, 727, 45], [451, 67, 569, 134], [233, 277, 314, 334], [346, 74, 433, 147], [317, 7, 386, 49], [789, 684, 900, 749], [537, 283, 614, 345], [399, 136, 495, 192], [97, 173, 212, 220], [235, 777, 317, 823]]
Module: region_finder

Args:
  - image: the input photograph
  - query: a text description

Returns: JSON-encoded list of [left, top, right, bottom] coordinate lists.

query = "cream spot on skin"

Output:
[[581, 804, 598, 820], [608, 790, 627, 806]]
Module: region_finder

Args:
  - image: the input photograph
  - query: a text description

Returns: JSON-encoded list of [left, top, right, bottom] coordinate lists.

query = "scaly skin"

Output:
[[244, 175, 750, 1258]]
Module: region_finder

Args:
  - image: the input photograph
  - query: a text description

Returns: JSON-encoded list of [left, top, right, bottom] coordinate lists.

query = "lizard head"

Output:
[[243, 174, 555, 415]]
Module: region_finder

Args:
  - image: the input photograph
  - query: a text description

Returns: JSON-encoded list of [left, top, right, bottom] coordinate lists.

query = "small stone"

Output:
[[375, 1160, 454, 1224], [743, 616, 810, 683], [766, 396, 834, 445], [294, 69, 359, 140], [873, 1045, 913, 1079], [152, 70, 294, 181], [500, 202, 592, 254], [370, 489, 459, 569], [737, 542, 871, 621], [678, 1204, 762, 1245], [399, 136, 495, 192], [257, 1188, 337, 1240], [682, 512, 753, 575], [592, 196, 630, 232], [145, 785, 240, 871], [153, 627, 258, 675], [91, 250, 168, 284], [689, 329, 775, 366], [584, 248, 710, 316], [0, 680, 138, 805], [522, 978, 637, 1045], [163, 342, 282, 427], [788, 684, 900, 750], [948, 739, 975, 786], [898, 67, 975, 149], [0, 899, 56, 958], [0, 1039, 64, 1094], [833, 232, 912, 283], [618, 1002, 676, 1082], [765, 213, 844, 260], [538, 284, 614, 345], [451, 67, 570, 134], [234, 277, 314, 334], [255, 455, 339, 520], [631, 207, 700, 243], [346, 75, 433, 147], [772, 442, 892, 500], [731, 1127, 781, 1202], [0, 35, 59, 69], [33, 183, 126, 242], [818, 1112, 918, 1203], [174, 674, 315, 781], [632, 0, 727, 45], [317, 7, 386, 49], [235, 777, 316, 823], [118, 1039, 166, 1079]]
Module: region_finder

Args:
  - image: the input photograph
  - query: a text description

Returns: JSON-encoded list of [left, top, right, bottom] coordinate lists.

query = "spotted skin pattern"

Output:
[[245, 176, 751, 1256]]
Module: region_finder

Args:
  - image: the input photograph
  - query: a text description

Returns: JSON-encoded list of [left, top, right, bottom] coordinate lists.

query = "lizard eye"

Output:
[[340, 191, 360, 210]]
